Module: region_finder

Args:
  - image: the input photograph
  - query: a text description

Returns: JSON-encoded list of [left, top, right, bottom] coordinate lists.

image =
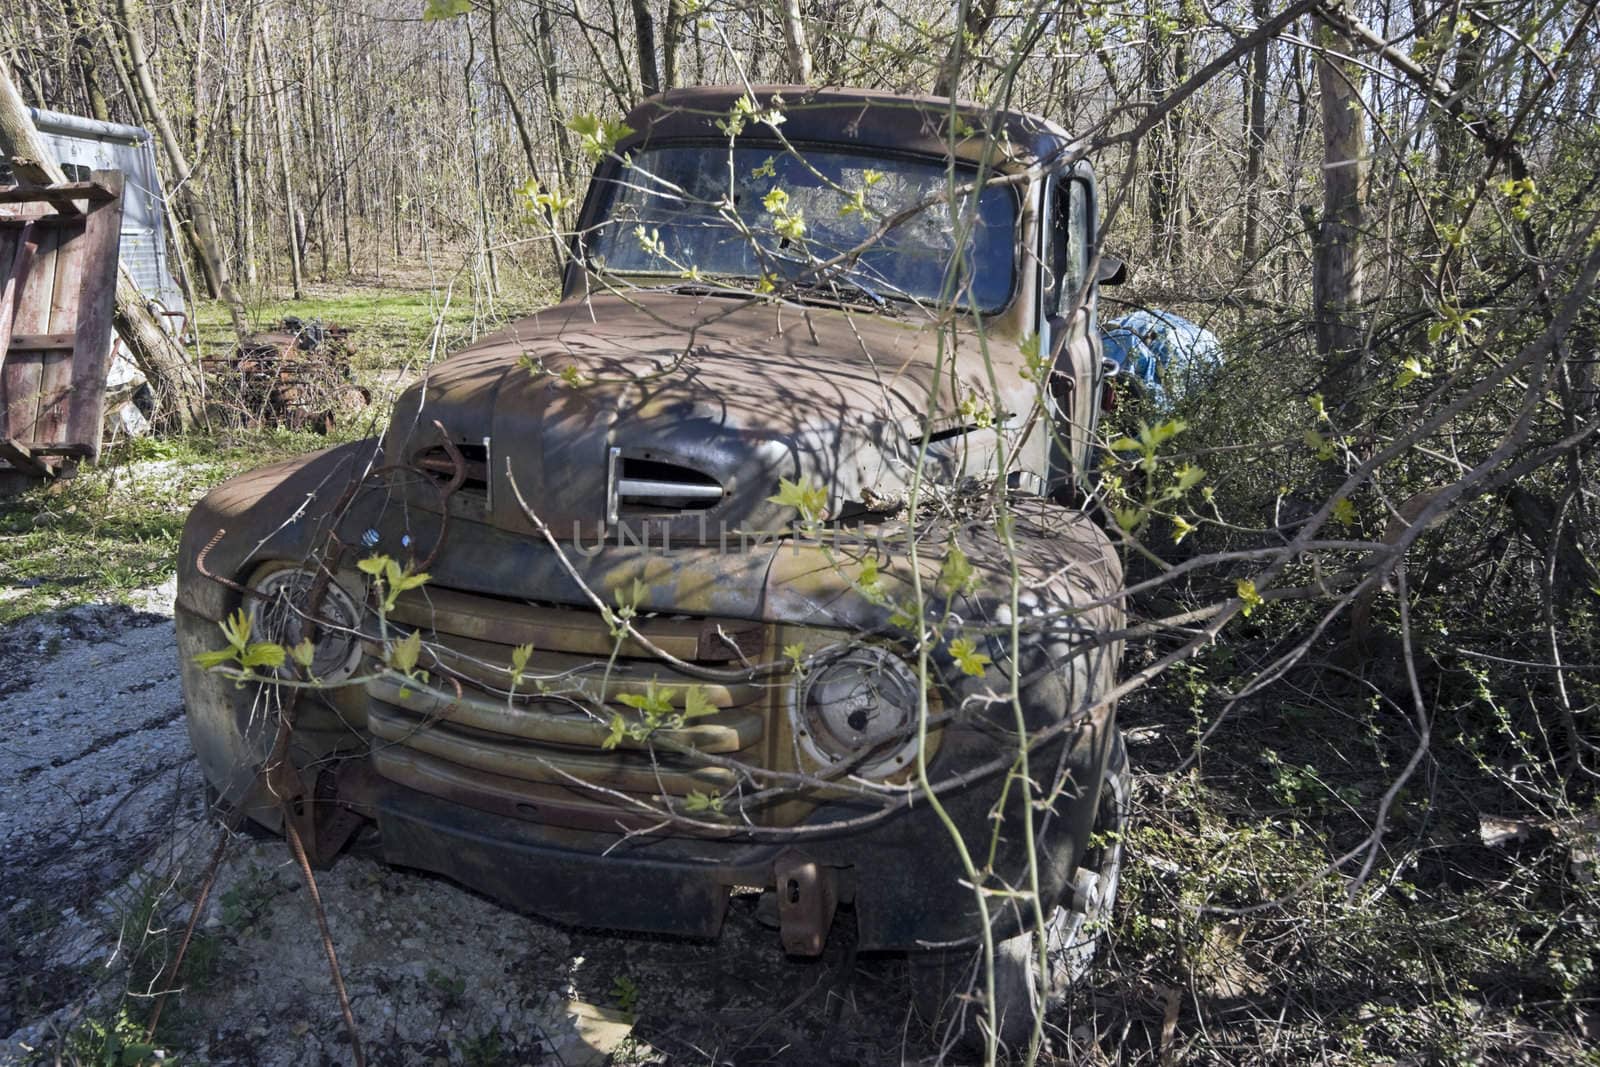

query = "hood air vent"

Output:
[[607, 448, 723, 522], [414, 441, 490, 496]]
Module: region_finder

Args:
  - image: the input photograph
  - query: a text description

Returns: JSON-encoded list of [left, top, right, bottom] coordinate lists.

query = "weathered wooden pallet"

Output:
[[0, 168, 124, 479]]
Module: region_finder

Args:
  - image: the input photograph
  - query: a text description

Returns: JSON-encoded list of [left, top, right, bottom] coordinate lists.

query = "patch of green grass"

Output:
[[191, 278, 556, 372], [2, 276, 561, 626], [0, 428, 346, 626]]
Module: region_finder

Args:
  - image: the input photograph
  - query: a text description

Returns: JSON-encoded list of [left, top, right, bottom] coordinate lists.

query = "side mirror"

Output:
[[1097, 256, 1129, 286]]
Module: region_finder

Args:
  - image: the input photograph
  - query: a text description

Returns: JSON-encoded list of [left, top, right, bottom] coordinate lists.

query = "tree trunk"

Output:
[[1312, 15, 1366, 400], [240, 28, 259, 286], [115, 0, 247, 336], [463, 22, 500, 302], [933, 0, 997, 98], [662, 0, 686, 89], [487, 0, 564, 276], [1242, 0, 1269, 268], [62, 0, 110, 121], [630, 0, 660, 97], [262, 19, 304, 300], [779, 0, 813, 85], [536, 2, 576, 194], [0, 62, 204, 429]]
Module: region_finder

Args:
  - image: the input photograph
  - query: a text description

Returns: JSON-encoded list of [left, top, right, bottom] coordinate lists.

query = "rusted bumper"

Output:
[[370, 710, 1116, 951]]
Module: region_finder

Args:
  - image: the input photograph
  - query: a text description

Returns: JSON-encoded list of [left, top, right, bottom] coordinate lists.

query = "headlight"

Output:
[[246, 564, 364, 684], [792, 645, 922, 778]]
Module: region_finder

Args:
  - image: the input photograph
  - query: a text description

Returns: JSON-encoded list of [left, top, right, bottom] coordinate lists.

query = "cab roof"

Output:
[[619, 85, 1078, 170]]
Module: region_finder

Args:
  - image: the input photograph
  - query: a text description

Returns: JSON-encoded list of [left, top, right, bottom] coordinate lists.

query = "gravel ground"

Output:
[[0, 587, 942, 1066]]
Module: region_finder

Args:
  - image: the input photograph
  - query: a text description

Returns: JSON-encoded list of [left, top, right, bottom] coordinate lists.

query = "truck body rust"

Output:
[[175, 87, 1129, 1004]]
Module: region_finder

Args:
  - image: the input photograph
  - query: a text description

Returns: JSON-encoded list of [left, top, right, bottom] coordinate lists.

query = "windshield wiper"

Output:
[[792, 280, 886, 309], [790, 266, 910, 312], [654, 281, 756, 300]]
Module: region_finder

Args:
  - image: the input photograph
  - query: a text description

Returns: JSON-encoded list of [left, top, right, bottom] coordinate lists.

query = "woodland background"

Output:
[[1, 0, 1598, 1064]]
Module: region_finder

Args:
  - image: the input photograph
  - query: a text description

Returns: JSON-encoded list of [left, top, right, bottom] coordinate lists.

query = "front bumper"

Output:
[[371, 711, 1116, 951]]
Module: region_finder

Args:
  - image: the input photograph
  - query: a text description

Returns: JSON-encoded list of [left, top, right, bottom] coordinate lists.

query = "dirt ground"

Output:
[[0, 586, 959, 1067]]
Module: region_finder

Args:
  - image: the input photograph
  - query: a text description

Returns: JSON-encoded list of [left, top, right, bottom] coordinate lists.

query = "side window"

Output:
[[1047, 179, 1089, 317]]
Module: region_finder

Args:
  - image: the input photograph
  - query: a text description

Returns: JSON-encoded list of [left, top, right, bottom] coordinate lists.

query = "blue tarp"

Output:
[[1100, 309, 1224, 406]]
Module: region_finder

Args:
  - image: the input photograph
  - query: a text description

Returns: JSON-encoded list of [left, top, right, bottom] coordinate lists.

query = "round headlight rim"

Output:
[[790, 641, 931, 780], [243, 560, 366, 685]]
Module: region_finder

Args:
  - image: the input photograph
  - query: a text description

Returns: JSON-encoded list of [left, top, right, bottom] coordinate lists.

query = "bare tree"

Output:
[[114, 0, 247, 334], [1311, 13, 1366, 399]]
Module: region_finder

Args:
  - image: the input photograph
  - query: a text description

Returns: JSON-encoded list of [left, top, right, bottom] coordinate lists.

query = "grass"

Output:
[[1, 275, 555, 628], [0, 430, 343, 626]]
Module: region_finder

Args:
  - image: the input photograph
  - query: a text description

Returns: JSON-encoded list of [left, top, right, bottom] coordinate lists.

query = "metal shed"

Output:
[[19, 108, 185, 314]]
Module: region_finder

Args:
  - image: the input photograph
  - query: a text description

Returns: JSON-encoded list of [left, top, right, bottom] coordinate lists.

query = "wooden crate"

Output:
[[0, 169, 125, 478]]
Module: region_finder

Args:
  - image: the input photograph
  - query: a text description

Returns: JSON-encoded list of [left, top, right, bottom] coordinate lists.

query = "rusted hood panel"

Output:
[[386, 292, 1037, 539], [176, 439, 1119, 645]]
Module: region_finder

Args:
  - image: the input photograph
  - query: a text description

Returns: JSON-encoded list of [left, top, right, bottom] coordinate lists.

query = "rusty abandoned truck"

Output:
[[176, 86, 1129, 1047]]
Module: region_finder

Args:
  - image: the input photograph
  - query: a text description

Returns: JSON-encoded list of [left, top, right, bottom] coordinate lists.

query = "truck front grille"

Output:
[[364, 585, 777, 834]]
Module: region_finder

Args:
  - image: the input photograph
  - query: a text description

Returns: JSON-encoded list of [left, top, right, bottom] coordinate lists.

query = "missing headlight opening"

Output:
[[792, 645, 923, 778], [246, 565, 365, 684]]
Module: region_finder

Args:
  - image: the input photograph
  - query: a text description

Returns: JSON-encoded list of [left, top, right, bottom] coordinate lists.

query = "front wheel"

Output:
[[912, 734, 1129, 1057]]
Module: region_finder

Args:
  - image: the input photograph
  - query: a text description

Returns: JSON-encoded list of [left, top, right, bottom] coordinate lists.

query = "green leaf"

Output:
[[1332, 497, 1358, 526], [888, 606, 920, 631], [602, 714, 628, 750], [421, 0, 472, 19], [1150, 418, 1187, 445], [784, 643, 807, 672], [617, 679, 674, 718], [508, 643, 533, 681], [194, 649, 237, 670], [397, 570, 431, 593], [1236, 579, 1263, 617], [219, 608, 251, 652], [937, 543, 976, 599], [684, 790, 723, 814], [1171, 515, 1196, 544], [240, 642, 286, 670], [290, 638, 316, 670], [1018, 331, 1048, 382], [949, 637, 991, 677], [857, 555, 887, 605], [568, 114, 634, 161], [357, 554, 389, 578], [768, 476, 827, 522], [1172, 463, 1206, 493], [681, 685, 717, 719], [1395, 355, 1426, 389], [391, 630, 422, 674]]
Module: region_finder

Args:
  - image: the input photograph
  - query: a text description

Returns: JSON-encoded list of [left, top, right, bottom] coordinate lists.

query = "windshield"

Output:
[[584, 145, 1018, 312]]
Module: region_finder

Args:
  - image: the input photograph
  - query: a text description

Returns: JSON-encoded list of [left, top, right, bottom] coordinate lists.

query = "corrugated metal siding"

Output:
[[27, 113, 186, 313]]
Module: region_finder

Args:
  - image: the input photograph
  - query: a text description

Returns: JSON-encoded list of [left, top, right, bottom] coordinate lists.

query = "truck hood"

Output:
[[385, 291, 1038, 539]]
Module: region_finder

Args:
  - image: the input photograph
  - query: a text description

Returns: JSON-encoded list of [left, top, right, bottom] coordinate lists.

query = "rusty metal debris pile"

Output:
[[203, 317, 369, 433]]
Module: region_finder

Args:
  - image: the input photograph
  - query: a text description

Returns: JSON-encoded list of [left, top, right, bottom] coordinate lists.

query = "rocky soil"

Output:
[[0, 587, 941, 1066]]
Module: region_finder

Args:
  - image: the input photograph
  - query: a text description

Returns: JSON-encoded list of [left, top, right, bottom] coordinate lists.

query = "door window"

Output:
[[1046, 179, 1089, 318]]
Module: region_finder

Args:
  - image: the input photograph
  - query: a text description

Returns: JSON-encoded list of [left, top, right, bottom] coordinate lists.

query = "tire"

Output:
[[912, 734, 1129, 1058]]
